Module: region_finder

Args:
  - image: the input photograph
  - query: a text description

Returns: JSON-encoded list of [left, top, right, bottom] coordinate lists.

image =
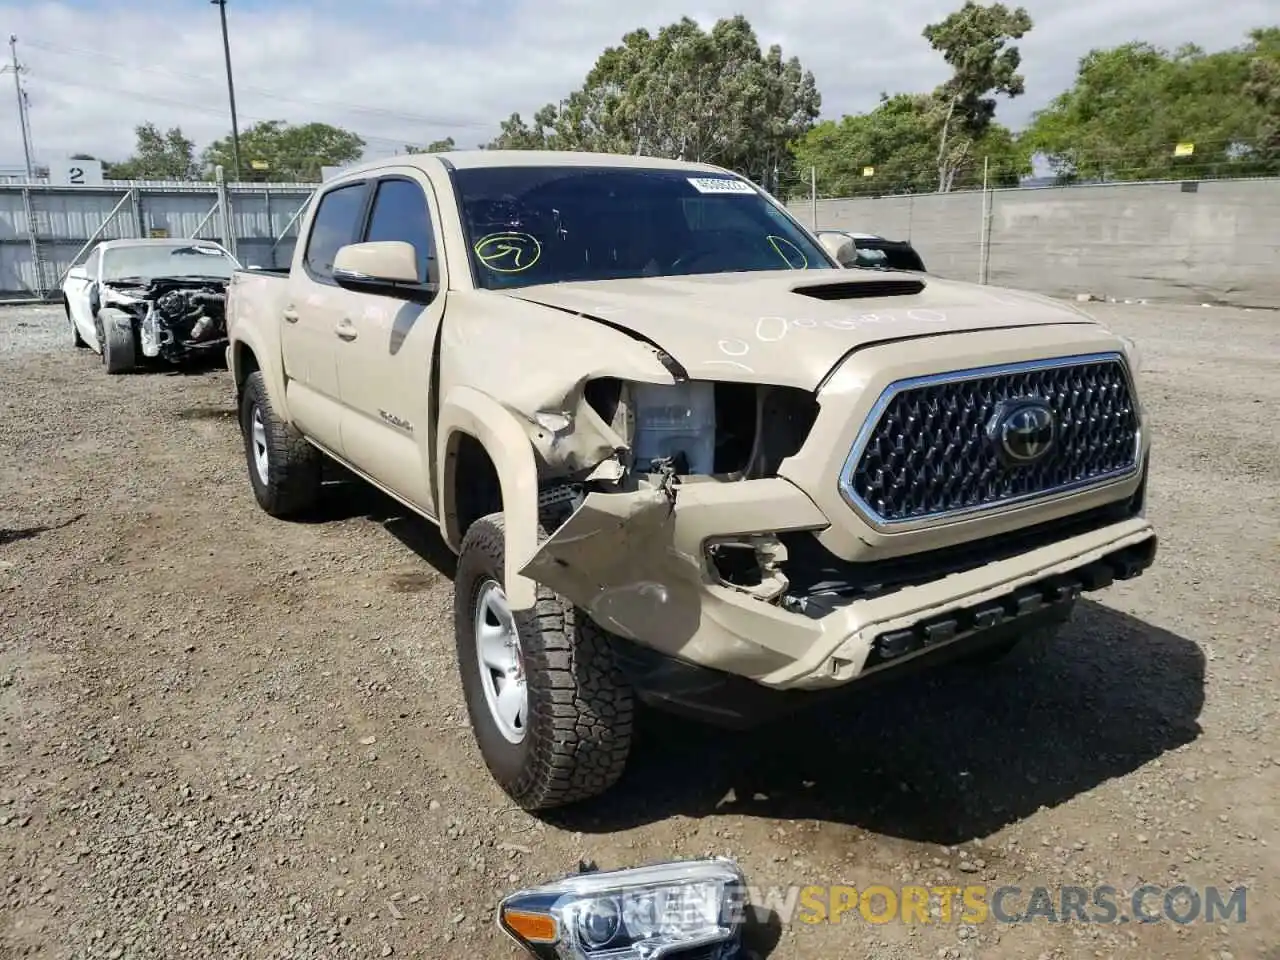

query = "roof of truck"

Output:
[[330, 150, 734, 178]]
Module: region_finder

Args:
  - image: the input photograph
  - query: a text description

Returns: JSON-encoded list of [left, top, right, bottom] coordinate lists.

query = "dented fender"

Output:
[[436, 290, 679, 472], [437, 385, 543, 610], [519, 478, 829, 651]]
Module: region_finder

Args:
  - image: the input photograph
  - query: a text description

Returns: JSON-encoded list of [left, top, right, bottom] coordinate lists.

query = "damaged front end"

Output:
[[508, 338, 1154, 716], [102, 277, 229, 363], [516, 372, 829, 665]]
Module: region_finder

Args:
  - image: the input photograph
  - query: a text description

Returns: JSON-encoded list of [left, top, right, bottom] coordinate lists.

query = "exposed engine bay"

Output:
[[100, 277, 229, 363]]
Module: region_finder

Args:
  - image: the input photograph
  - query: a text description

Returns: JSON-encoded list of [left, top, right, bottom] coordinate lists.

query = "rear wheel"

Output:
[[455, 512, 634, 811], [238, 371, 323, 518]]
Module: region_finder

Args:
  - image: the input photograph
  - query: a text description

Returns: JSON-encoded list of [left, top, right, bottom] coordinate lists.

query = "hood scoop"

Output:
[[791, 277, 926, 300]]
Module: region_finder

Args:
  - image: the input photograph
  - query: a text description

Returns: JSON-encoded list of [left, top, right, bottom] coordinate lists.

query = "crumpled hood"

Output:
[[503, 270, 1097, 391], [102, 287, 145, 307]]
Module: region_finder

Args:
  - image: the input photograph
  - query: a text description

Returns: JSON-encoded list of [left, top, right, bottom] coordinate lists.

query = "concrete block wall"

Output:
[[789, 178, 1280, 309]]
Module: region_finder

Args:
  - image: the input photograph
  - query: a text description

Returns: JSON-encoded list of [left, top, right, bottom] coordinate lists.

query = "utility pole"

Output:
[[210, 0, 241, 182], [809, 166, 817, 230], [5, 35, 34, 180]]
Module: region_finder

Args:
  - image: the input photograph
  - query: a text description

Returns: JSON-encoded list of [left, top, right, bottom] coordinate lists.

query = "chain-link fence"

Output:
[[0, 178, 316, 301], [774, 137, 1280, 203]]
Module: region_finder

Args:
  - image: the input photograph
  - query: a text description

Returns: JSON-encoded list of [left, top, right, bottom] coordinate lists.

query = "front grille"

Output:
[[841, 353, 1140, 524]]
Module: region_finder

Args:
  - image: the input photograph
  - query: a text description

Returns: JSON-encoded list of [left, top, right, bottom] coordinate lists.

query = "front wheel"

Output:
[[238, 371, 323, 518], [455, 512, 634, 811], [98, 309, 136, 374]]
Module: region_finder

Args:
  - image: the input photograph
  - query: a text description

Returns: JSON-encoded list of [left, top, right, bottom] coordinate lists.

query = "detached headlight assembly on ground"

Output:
[[498, 857, 747, 959]]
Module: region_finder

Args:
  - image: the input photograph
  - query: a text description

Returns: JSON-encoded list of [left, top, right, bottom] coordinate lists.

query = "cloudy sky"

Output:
[[0, 0, 1271, 169]]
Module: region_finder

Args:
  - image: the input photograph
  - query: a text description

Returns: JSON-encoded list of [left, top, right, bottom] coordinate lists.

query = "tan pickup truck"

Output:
[[225, 150, 1156, 811]]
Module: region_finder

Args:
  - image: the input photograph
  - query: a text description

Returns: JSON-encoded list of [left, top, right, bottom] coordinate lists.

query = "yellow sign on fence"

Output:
[[1173, 142, 1195, 157], [862, 166, 875, 177]]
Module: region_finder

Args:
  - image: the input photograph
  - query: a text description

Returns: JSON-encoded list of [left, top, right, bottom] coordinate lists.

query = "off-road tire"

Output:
[[99, 309, 136, 374], [238, 371, 323, 518], [67, 301, 88, 349], [455, 512, 634, 811]]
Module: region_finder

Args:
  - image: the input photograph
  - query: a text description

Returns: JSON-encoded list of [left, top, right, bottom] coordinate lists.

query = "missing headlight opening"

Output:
[[582, 378, 818, 480]]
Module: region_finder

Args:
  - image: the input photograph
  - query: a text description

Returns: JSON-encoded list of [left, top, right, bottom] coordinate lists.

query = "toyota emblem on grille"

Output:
[[987, 399, 1056, 466]]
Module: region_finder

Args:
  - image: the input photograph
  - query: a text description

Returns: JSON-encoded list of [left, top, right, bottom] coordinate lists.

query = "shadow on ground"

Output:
[[557, 600, 1205, 847], [0, 514, 85, 546], [299, 472, 1206, 852], [742, 908, 783, 959], [159, 354, 227, 378], [309, 470, 458, 578]]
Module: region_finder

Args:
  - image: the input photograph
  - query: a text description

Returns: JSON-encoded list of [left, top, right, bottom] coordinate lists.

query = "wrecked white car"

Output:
[[62, 238, 240, 374], [225, 151, 1156, 812]]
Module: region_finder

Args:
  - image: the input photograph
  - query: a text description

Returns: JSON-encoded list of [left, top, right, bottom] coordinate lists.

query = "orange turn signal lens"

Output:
[[502, 908, 558, 943]]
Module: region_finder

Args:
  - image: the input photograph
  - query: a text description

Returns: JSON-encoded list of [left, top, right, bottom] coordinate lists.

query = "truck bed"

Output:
[[226, 266, 292, 340]]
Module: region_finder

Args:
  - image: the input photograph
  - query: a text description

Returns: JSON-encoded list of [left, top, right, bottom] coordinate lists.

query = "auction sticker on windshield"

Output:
[[687, 177, 755, 195]]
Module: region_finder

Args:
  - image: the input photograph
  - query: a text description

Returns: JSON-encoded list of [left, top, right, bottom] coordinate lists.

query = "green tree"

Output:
[[1244, 27, 1280, 160], [922, 1, 1034, 190], [791, 0, 1033, 198], [1023, 29, 1279, 181], [488, 110, 556, 150], [106, 123, 199, 180], [488, 15, 820, 189], [202, 120, 365, 181], [794, 93, 1027, 197], [405, 136, 456, 153]]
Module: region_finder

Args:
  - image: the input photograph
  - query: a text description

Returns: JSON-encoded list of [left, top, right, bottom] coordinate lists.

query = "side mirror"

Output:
[[817, 233, 855, 266], [333, 241, 424, 289]]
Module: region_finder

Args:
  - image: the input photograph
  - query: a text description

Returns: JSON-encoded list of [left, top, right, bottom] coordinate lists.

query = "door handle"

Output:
[[335, 319, 358, 342], [282, 306, 299, 323]]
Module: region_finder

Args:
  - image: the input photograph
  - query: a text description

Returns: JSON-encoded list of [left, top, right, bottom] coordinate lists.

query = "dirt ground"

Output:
[[1, 299, 1277, 960]]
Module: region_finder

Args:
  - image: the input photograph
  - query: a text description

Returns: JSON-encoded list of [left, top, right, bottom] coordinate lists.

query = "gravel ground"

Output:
[[1, 300, 1277, 960]]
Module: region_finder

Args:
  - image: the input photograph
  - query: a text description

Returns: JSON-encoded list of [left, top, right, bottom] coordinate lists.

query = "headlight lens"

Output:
[[498, 857, 746, 959]]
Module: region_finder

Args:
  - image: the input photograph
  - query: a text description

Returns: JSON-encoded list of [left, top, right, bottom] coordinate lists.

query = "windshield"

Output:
[[452, 166, 835, 290], [101, 243, 237, 282]]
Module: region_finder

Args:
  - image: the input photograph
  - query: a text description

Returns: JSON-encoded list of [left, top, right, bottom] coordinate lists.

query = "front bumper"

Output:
[[520, 473, 1155, 693]]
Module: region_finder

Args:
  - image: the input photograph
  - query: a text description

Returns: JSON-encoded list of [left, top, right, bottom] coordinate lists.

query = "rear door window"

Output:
[[304, 182, 367, 281]]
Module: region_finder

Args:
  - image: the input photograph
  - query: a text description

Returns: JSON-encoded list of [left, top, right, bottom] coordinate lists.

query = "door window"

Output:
[[304, 182, 367, 281], [363, 178, 437, 285]]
